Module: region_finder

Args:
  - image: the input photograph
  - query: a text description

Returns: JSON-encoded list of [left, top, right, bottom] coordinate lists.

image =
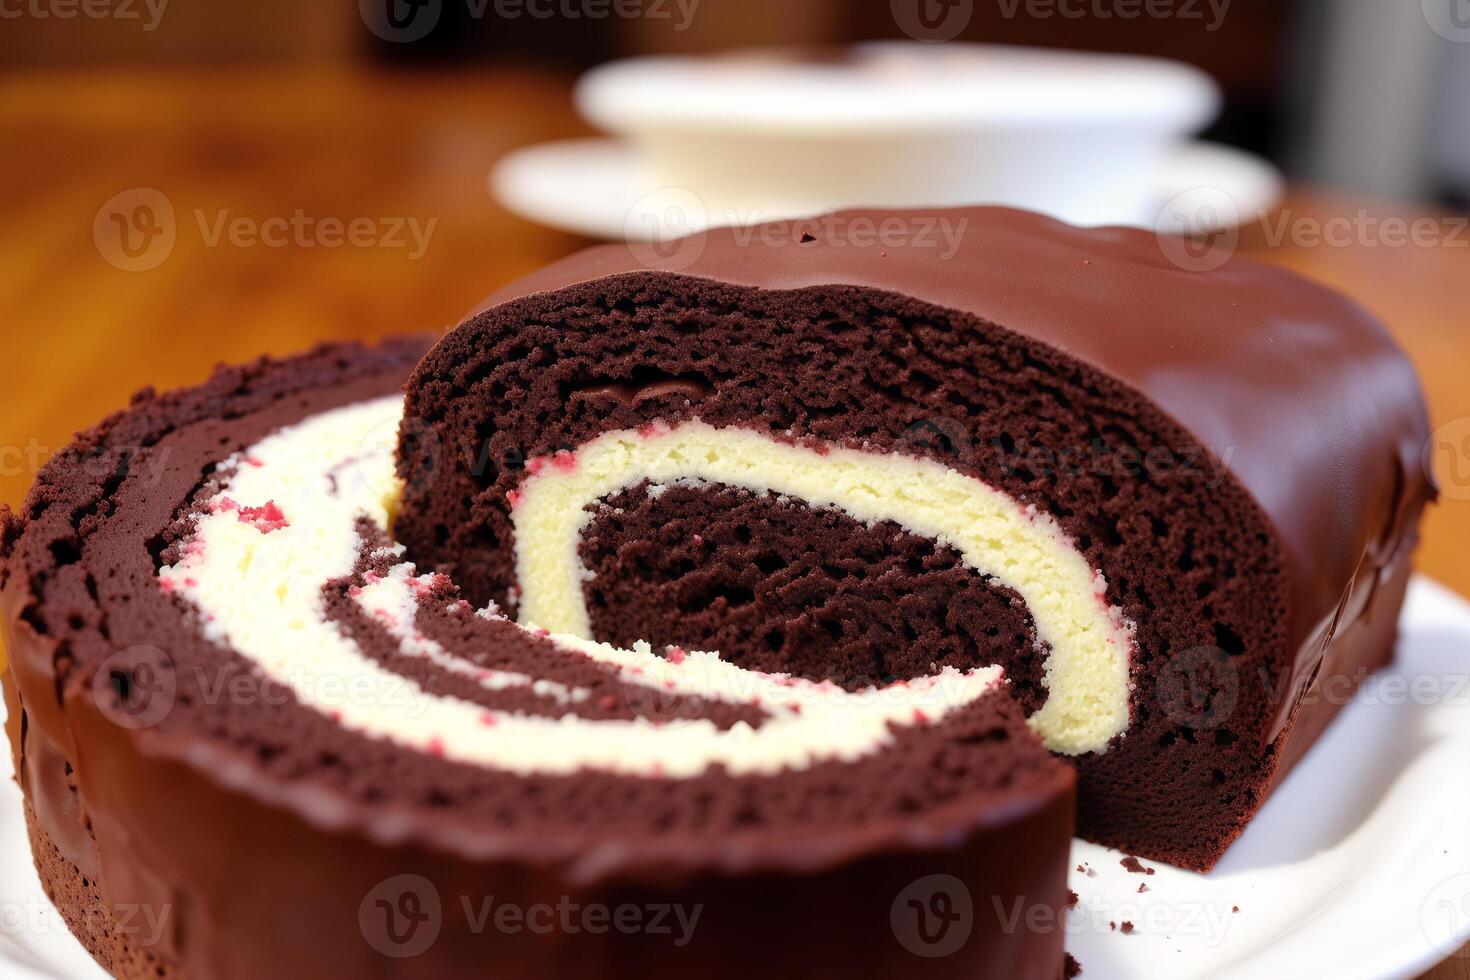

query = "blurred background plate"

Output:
[[2, 577, 1468, 980], [491, 136, 1284, 239]]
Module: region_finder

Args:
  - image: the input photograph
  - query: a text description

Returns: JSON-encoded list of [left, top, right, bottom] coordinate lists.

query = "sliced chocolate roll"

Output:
[[2, 339, 1074, 980], [395, 206, 1433, 872]]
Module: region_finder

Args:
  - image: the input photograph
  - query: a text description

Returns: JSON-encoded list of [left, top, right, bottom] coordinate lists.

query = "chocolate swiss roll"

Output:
[[395, 206, 1433, 872], [3, 336, 1075, 979]]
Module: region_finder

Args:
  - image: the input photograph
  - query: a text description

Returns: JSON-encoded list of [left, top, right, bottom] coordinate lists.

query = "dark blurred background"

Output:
[[4, 0, 1469, 205]]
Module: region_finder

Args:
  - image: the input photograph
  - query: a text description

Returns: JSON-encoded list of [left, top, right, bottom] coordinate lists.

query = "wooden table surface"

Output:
[[1, 69, 1467, 978]]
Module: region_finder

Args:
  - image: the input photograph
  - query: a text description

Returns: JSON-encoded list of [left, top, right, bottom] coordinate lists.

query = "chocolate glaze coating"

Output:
[[2, 339, 1075, 979]]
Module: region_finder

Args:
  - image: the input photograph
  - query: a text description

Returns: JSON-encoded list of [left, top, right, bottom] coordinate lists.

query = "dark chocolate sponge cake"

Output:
[[394, 206, 1433, 872], [1, 339, 1075, 979]]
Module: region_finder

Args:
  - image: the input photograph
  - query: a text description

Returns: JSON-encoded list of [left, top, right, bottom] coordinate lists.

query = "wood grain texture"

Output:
[[0, 69, 1466, 976]]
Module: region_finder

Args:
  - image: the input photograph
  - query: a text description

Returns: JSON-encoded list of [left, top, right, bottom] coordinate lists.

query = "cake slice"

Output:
[[2, 338, 1075, 980], [395, 206, 1433, 871]]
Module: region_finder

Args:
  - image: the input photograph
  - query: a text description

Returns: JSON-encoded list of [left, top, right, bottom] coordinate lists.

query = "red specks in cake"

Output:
[[237, 501, 288, 533], [426, 737, 446, 757], [184, 540, 205, 557], [525, 451, 577, 477], [534, 627, 550, 638], [363, 571, 382, 584], [408, 573, 451, 598], [1120, 856, 1156, 875], [158, 577, 177, 594], [212, 496, 240, 514], [243, 455, 265, 468], [666, 646, 687, 665], [636, 421, 669, 440], [507, 489, 522, 509], [348, 585, 363, 598], [184, 577, 198, 588], [600, 694, 618, 711], [328, 709, 343, 723], [479, 712, 497, 727], [912, 708, 930, 724], [691, 534, 705, 547]]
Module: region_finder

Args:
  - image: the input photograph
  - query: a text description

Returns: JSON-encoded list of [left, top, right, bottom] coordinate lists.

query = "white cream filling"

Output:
[[513, 422, 1133, 755], [158, 396, 1006, 777]]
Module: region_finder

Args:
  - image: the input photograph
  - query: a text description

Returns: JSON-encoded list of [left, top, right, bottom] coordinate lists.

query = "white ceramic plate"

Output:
[[490, 137, 1284, 240], [2, 577, 1468, 979]]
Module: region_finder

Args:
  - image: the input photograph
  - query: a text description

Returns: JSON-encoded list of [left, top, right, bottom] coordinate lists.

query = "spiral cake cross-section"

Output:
[[0, 206, 1434, 980]]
